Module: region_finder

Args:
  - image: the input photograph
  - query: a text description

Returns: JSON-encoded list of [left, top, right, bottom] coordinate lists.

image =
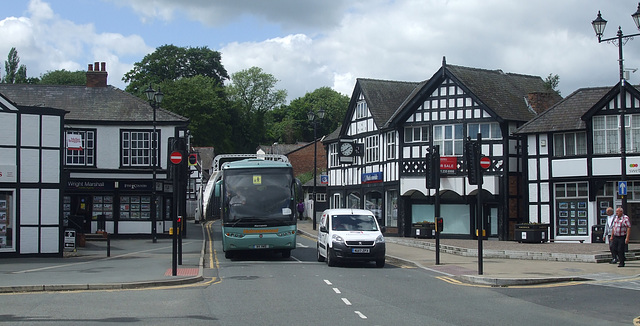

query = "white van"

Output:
[[316, 208, 386, 268]]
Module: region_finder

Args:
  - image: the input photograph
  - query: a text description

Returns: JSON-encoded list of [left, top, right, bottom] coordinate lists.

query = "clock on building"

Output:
[[340, 142, 354, 157]]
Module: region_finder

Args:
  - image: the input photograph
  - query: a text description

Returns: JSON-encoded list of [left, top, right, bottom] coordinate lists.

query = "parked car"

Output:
[[316, 208, 386, 268]]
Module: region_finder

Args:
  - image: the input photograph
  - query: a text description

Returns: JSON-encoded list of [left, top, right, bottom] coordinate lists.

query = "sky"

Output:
[[1, 0, 640, 103]]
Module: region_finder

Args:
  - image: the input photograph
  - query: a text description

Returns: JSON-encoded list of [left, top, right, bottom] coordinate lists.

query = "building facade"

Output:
[[325, 59, 560, 240], [0, 62, 189, 239], [517, 83, 640, 242], [0, 93, 66, 256]]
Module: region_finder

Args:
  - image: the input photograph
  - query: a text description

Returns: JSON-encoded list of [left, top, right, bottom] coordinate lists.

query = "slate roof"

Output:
[[0, 84, 188, 124], [515, 86, 611, 134], [446, 65, 559, 122], [356, 78, 420, 128]]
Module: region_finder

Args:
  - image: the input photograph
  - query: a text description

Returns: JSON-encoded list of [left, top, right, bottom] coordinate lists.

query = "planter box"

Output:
[[514, 224, 549, 243], [411, 223, 435, 239]]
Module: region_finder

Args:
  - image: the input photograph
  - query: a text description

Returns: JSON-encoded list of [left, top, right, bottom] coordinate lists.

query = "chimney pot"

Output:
[[101, 62, 106, 71], [88, 64, 93, 71], [86, 61, 108, 87]]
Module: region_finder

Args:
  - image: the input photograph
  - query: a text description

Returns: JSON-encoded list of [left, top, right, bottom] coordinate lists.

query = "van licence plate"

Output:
[[253, 244, 269, 249], [352, 248, 370, 254]]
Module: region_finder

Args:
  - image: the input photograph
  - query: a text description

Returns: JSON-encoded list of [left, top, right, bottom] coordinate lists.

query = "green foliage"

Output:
[[156, 76, 235, 153], [39, 69, 86, 85], [543, 73, 561, 96], [3, 47, 23, 83], [123, 44, 229, 95], [266, 87, 349, 143], [226, 67, 288, 152]]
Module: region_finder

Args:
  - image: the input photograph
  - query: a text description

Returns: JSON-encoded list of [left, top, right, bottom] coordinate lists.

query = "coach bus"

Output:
[[215, 158, 302, 259]]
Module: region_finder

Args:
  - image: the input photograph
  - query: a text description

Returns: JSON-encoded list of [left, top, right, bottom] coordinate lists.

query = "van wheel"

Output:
[[327, 248, 337, 267], [375, 258, 385, 268], [316, 244, 325, 262]]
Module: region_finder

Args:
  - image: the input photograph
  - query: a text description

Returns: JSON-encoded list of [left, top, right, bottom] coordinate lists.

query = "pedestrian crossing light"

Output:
[[188, 153, 198, 166]]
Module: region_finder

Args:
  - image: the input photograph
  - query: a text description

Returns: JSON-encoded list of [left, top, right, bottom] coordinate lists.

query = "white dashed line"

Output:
[[333, 287, 341, 294], [324, 279, 332, 285], [354, 311, 367, 319], [341, 298, 352, 305]]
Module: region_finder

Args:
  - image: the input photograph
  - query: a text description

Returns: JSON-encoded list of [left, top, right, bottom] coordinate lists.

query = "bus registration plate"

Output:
[[352, 248, 370, 254], [253, 244, 269, 249]]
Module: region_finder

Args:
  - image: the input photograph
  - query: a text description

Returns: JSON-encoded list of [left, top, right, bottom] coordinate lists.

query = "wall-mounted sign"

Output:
[[440, 157, 457, 170], [66, 134, 83, 150], [362, 172, 383, 184], [320, 175, 328, 184], [0, 165, 16, 182]]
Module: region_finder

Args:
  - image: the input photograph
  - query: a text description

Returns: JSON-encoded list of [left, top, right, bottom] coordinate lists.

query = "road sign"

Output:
[[619, 181, 627, 196], [480, 156, 491, 169], [188, 153, 197, 166], [170, 151, 183, 164]]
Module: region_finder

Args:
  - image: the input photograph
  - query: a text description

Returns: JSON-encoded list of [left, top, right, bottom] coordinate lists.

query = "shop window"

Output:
[[555, 182, 589, 236], [347, 192, 361, 209], [92, 195, 114, 220], [120, 195, 152, 219], [386, 190, 398, 227], [365, 191, 382, 222], [0, 192, 14, 251]]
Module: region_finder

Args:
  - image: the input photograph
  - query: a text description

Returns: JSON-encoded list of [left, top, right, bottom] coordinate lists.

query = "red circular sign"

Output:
[[480, 156, 491, 169], [170, 151, 182, 164]]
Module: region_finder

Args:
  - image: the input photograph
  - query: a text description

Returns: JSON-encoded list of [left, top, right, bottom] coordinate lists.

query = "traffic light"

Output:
[[426, 145, 440, 189], [435, 217, 443, 233], [188, 153, 198, 166], [465, 141, 480, 185]]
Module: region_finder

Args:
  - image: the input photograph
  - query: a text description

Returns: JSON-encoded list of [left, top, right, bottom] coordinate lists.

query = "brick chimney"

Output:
[[527, 92, 560, 115], [86, 61, 108, 87]]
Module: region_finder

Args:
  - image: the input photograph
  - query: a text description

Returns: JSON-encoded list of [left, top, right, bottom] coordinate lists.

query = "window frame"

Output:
[[433, 124, 464, 156], [553, 132, 587, 157], [365, 135, 379, 163], [121, 129, 159, 168], [65, 129, 96, 167]]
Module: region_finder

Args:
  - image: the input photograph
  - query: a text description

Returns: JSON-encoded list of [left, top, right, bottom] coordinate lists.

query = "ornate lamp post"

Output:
[[591, 4, 640, 213], [145, 84, 163, 243], [308, 108, 325, 230]]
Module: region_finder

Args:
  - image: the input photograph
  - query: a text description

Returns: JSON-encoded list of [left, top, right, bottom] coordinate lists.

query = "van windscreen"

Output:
[[331, 214, 378, 231]]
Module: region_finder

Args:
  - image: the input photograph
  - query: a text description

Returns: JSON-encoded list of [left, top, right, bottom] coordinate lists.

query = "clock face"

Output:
[[340, 142, 353, 156]]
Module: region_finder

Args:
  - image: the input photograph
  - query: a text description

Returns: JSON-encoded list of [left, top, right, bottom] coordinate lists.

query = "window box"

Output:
[[514, 224, 549, 243]]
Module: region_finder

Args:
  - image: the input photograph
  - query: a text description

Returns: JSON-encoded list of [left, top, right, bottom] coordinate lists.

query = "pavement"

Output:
[[0, 219, 638, 294]]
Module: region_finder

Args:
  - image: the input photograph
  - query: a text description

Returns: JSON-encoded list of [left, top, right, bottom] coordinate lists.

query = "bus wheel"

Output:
[[224, 250, 233, 259], [282, 250, 291, 258]]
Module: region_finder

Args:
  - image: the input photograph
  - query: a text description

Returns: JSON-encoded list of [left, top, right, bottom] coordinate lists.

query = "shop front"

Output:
[[65, 179, 169, 236]]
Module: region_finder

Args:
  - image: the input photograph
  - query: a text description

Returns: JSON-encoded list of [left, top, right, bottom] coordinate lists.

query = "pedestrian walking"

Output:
[[603, 207, 617, 264], [297, 200, 305, 220], [610, 207, 631, 267]]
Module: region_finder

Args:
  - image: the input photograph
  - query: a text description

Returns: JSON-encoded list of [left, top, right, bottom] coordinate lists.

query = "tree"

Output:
[[267, 87, 349, 143], [226, 67, 288, 151], [159, 76, 235, 153], [543, 73, 561, 96], [3, 47, 25, 83], [123, 44, 229, 95], [39, 69, 86, 85]]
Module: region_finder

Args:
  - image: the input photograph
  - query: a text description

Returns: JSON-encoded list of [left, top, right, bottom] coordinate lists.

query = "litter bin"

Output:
[[591, 225, 605, 243]]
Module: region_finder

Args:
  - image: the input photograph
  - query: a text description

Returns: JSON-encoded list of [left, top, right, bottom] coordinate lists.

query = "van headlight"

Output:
[[331, 234, 344, 245], [375, 234, 385, 244]]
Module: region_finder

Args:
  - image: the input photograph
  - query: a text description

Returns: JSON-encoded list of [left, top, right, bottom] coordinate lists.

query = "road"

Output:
[[1, 222, 638, 325]]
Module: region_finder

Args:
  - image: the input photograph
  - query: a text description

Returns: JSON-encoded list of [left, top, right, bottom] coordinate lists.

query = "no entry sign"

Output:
[[479, 156, 491, 169], [170, 151, 183, 164]]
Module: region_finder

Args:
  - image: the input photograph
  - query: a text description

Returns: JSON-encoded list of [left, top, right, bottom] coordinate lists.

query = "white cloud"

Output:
[[0, 0, 152, 87]]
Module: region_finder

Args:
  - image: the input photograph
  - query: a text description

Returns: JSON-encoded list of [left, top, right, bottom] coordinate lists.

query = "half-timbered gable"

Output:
[[386, 59, 558, 239], [324, 78, 418, 232], [517, 83, 640, 242]]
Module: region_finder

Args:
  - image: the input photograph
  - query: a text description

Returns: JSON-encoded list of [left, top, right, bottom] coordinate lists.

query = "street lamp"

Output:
[[308, 108, 325, 230], [145, 84, 163, 243], [592, 5, 640, 214]]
